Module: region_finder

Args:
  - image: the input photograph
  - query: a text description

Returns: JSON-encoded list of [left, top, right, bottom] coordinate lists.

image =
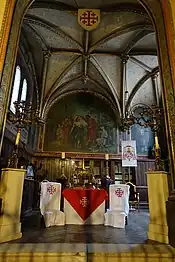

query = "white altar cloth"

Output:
[[104, 184, 129, 228], [40, 182, 61, 213], [40, 182, 65, 227], [64, 199, 105, 225], [109, 184, 130, 215]]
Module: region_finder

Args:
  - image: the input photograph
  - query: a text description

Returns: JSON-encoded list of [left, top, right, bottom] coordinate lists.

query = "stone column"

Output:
[[120, 54, 129, 116], [0, 168, 26, 242], [147, 171, 169, 244], [151, 74, 159, 106], [37, 120, 45, 151], [40, 51, 51, 117]]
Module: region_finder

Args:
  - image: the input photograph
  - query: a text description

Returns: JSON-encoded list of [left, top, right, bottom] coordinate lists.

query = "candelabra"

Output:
[[120, 104, 164, 170], [7, 101, 41, 168]]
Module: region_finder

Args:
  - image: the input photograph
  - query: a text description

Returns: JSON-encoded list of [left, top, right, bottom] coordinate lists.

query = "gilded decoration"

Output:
[[0, 0, 33, 151], [138, 0, 175, 187], [0, 0, 16, 79]]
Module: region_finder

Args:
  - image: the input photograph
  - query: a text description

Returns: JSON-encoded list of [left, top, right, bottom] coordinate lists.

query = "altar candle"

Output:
[[61, 152, 65, 159], [155, 135, 159, 150], [15, 129, 21, 145], [105, 154, 109, 160]]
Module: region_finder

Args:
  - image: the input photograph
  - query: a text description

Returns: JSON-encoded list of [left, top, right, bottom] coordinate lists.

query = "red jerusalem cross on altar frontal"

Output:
[[78, 9, 100, 31]]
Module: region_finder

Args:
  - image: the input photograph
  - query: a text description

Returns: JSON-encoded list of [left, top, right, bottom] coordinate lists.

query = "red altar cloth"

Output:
[[63, 188, 108, 221]]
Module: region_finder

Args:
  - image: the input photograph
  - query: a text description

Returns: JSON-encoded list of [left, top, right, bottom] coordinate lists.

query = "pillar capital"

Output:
[[43, 50, 51, 60], [121, 54, 129, 64]]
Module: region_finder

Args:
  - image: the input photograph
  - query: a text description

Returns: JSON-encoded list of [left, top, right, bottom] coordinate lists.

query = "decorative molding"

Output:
[[33, 150, 154, 161]]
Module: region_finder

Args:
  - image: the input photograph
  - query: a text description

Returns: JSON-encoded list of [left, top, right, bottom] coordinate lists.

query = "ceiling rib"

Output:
[[90, 56, 121, 116], [23, 21, 48, 50], [50, 48, 82, 55], [129, 49, 157, 56], [24, 14, 83, 51], [123, 29, 153, 54], [42, 74, 82, 117], [125, 66, 159, 111], [89, 23, 153, 53], [44, 55, 82, 102], [129, 56, 152, 72], [83, 31, 90, 79]]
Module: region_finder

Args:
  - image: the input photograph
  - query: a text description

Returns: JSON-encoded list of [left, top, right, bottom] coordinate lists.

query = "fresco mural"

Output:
[[44, 93, 118, 153], [131, 124, 154, 156]]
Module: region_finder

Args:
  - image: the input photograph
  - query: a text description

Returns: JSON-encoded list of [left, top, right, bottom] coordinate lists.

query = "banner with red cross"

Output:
[[78, 9, 100, 31]]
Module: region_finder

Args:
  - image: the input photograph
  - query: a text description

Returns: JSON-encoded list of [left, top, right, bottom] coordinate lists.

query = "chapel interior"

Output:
[[0, 0, 174, 252]]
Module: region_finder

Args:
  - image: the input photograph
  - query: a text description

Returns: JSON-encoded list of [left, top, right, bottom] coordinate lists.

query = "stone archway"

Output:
[[0, 0, 175, 245], [138, 0, 175, 190]]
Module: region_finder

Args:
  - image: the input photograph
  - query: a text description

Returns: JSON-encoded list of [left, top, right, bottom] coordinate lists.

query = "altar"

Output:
[[63, 188, 108, 224]]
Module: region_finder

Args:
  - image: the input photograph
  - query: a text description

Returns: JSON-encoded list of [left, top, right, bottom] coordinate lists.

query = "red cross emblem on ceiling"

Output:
[[47, 184, 56, 195], [115, 188, 124, 197], [78, 9, 100, 31]]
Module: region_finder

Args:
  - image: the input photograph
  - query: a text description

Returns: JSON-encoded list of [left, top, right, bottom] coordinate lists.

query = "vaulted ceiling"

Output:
[[20, 0, 161, 120]]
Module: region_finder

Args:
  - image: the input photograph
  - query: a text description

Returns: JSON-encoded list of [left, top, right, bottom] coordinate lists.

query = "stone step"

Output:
[[0, 243, 174, 262]]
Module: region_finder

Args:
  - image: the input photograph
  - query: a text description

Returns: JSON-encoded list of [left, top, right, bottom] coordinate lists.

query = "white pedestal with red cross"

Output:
[[104, 184, 130, 228], [40, 182, 65, 227]]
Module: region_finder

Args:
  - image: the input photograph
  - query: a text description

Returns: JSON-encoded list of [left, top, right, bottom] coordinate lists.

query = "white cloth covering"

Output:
[[40, 182, 65, 227], [43, 210, 65, 227], [104, 210, 126, 228], [64, 199, 105, 225], [40, 182, 61, 214], [104, 184, 129, 228], [109, 184, 130, 216]]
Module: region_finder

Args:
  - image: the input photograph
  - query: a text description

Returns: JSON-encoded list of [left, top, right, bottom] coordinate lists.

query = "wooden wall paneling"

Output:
[[110, 160, 115, 181]]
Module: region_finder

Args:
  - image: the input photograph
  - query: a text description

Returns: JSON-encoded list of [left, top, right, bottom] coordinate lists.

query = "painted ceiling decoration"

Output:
[[20, 0, 161, 122]]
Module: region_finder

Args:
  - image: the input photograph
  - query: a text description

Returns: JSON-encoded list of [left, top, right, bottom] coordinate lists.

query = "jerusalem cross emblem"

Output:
[[80, 197, 89, 207], [47, 185, 56, 195], [115, 188, 124, 197], [78, 9, 100, 31]]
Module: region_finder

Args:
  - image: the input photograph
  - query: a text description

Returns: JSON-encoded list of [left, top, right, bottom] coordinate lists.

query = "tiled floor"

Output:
[[13, 210, 150, 244]]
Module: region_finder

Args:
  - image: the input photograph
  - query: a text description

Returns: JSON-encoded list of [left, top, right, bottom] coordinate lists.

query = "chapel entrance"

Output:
[[0, 0, 174, 246]]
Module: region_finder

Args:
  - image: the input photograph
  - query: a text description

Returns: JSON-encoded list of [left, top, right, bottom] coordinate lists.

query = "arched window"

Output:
[[10, 66, 21, 113], [21, 79, 27, 102]]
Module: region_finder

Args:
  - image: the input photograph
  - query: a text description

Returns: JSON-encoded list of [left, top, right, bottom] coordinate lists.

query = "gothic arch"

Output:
[[0, 0, 175, 186]]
